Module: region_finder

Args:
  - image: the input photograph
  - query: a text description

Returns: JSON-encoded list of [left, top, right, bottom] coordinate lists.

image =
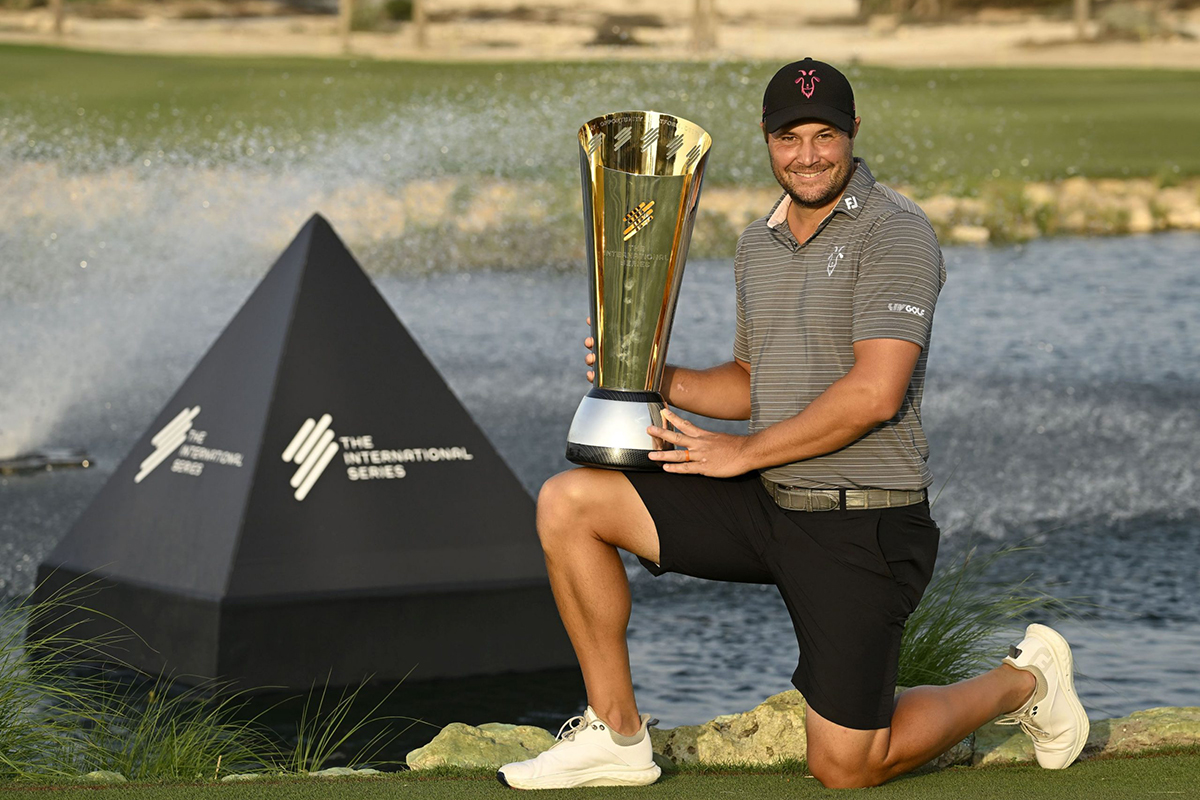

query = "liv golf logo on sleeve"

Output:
[[282, 413, 477, 502]]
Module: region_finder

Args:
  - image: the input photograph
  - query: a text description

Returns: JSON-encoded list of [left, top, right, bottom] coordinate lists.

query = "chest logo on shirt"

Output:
[[844, 195, 859, 211], [827, 245, 845, 276]]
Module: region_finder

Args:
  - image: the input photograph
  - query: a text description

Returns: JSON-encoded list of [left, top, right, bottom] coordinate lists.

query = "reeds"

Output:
[[0, 578, 415, 783], [898, 542, 1076, 688]]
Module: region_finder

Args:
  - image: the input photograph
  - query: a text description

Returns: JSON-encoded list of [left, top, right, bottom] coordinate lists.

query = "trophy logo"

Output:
[[565, 111, 712, 470], [622, 201, 655, 241], [665, 134, 686, 159]]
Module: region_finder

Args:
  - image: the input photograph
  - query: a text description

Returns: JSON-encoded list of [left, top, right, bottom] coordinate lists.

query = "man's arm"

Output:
[[661, 359, 751, 421], [648, 338, 920, 477]]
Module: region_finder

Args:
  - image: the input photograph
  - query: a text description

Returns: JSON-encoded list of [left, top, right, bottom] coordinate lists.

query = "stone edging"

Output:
[[405, 690, 1200, 773]]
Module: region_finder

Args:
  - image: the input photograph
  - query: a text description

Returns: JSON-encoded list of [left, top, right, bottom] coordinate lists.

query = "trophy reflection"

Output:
[[565, 111, 712, 470]]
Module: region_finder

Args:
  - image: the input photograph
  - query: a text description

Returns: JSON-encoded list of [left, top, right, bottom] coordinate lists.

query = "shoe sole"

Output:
[[496, 762, 661, 790], [1026, 623, 1090, 769]]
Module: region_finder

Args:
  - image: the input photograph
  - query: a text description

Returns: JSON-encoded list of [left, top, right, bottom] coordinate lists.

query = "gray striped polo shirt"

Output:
[[733, 158, 946, 490]]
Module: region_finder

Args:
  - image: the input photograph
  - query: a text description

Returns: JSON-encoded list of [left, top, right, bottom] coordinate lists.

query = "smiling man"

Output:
[[497, 59, 1089, 790]]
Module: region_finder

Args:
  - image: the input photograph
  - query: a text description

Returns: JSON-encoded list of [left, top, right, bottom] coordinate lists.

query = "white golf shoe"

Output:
[[996, 623, 1090, 769], [496, 706, 661, 789]]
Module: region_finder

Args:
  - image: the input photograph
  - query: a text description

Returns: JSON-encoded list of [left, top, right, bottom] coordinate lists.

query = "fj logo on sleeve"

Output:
[[827, 245, 845, 276]]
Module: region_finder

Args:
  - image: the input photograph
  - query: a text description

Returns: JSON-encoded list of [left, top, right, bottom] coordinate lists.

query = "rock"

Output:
[[973, 721, 1034, 766], [651, 689, 808, 765], [1126, 198, 1155, 234], [82, 771, 128, 783], [1022, 183, 1057, 209], [975, 705, 1200, 766], [948, 224, 990, 244], [916, 195, 960, 227], [653, 688, 969, 771], [932, 734, 974, 768], [1059, 176, 1094, 204], [1159, 187, 1200, 228], [309, 766, 382, 778], [1084, 706, 1200, 759], [221, 773, 267, 782], [406, 721, 557, 770]]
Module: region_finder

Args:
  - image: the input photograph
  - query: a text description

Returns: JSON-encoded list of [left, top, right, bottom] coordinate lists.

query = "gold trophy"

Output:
[[565, 111, 712, 470]]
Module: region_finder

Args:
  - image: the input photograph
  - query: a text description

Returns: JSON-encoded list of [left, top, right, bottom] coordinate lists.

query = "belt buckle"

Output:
[[814, 491, 837, 512]]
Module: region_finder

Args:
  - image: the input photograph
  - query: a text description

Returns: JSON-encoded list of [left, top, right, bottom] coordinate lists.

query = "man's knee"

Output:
[[805, 724, 893, 789], [806, 748, 887, 789], [536, 469, 656, 560], [536, 469, 605, 549]]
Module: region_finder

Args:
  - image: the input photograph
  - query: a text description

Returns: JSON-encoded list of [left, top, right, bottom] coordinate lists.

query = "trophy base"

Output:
[[565, 443, 660, 471], [565, 389, 671, 472]]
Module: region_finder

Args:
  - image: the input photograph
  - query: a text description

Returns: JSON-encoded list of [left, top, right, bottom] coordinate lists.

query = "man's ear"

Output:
[[760, 121, 768, 144], [850, 117, 861, 140]]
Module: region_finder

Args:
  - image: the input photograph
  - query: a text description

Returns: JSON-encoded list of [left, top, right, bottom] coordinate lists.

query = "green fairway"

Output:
[[8, 753, 1200, 799], [1, 44, 1197, 192]]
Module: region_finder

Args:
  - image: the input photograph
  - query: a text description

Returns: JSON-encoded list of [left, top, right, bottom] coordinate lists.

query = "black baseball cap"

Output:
[[762, 58, 856, 136]]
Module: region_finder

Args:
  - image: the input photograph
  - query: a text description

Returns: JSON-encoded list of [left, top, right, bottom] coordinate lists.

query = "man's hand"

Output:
[[647, 409, 751, 478]]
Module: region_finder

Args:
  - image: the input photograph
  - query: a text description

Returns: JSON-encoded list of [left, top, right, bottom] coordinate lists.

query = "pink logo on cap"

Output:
[[795, 69, 820, 99]]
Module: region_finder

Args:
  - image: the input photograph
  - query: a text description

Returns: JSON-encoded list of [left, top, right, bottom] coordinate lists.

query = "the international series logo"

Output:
[[134, 406, 476, 502], [283, 413, 477, 502], [135, 406, 244, 484], [282, 413, 340, 502], [622, 201, 655, 241]]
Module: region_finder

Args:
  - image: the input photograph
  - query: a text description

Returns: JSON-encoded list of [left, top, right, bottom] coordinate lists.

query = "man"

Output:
[[498, 59, 1088, 790]]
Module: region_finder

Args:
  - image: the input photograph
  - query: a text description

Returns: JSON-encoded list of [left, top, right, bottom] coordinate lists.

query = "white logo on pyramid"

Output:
[[282, 413, 340, 502], [135, 406, 201, 484]]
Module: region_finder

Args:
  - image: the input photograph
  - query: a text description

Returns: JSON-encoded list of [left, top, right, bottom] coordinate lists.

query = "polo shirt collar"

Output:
[[765, 157, 877, 231]]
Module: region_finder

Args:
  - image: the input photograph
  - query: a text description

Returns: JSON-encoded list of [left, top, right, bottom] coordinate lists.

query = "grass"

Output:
[[898, 542, 1077, 688], [4, 751, 1199, 797], [0, 44, 1197, 192], [1, 45, 1196, 268], [281, 672, 419, 774]]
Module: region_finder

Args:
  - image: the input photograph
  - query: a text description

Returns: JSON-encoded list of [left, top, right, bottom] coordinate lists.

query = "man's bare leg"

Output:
[[804, 664, 1037, 788], [535, 468, 661, 738]]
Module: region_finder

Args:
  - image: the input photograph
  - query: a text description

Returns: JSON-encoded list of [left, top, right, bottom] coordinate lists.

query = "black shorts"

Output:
[[624, 470, 940, 731]]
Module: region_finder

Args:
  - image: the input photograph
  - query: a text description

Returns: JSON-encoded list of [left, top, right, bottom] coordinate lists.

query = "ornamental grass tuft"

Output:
[[898, 541, 1077, 689], [0, 577, 414, 783]]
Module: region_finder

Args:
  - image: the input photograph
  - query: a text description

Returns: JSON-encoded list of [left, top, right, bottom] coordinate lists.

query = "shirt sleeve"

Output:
[[852, 211, 945, 349], [732, 236, 751, 362]]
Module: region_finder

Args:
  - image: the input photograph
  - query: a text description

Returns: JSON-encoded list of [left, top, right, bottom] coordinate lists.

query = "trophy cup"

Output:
[[565, 111, 712, 470]]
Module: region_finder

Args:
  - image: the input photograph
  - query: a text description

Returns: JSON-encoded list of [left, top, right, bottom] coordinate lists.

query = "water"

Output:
[[1, 231, 1198, 754]]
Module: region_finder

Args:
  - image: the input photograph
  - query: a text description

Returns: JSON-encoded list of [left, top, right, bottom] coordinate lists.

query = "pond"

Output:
[[2, 228, 1197, 763]]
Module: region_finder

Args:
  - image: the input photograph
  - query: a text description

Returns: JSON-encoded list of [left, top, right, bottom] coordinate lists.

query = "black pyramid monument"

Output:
[[32, 214, 576, 688]]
